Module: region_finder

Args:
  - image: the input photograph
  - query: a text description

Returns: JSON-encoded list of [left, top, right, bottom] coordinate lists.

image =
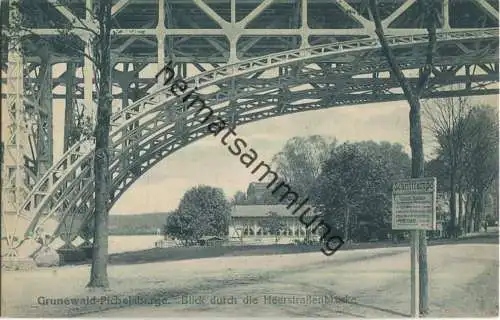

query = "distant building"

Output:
[[245, 182, 279, 205], [247, 182, 270, 198], [229, 204, 320, 244]]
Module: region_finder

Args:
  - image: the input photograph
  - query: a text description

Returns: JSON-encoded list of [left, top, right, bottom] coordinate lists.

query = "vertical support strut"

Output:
[[36, 48, 54, 176], [1, 0, 29, 256], [301, 0, 309, 48], [84, 42, 94, 119], [229, 0, 237, 63], [442, 0, 450, 30], [64, 63, 76, 152], [83, 0, 95, 121], [157, 0, 166, 83], [120, 63, 130, 109]]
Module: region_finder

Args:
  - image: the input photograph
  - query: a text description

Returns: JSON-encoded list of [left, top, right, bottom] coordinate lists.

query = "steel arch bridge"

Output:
[[1, 0, 499, 258]]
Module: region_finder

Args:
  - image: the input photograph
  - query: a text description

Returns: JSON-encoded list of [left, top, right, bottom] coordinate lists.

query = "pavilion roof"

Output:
[[231, 204, 316, 218]]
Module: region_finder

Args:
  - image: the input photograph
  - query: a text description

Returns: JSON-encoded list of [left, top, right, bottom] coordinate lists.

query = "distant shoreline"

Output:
[[109, 231, 161, 236]]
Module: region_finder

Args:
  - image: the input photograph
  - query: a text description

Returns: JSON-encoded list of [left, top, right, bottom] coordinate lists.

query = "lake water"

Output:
[[108, 235, 163, 254]]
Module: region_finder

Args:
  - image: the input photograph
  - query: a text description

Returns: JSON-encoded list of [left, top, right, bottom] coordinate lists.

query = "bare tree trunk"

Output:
[[474, 192, 484, 232], [458, 192, 464, 234], [408, 84, 429, 317], [469, 196, 477, 233], [369, 0, 436, 314], [344, 206, 349, 242], [464, 194, 470, 233], [449, 177, 457, 237], [467, 194, 473, 233], [87, 0, 113, 289]]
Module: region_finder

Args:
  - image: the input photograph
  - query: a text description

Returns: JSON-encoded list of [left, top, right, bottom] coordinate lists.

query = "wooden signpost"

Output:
[[392, 177, 437, 318]]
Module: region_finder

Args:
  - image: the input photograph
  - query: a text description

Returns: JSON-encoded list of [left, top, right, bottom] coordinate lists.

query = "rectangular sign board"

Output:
[[392, 177, 437, 230]]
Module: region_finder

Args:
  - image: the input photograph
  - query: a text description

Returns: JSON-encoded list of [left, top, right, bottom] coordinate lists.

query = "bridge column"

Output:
[[1, 0, 32, 263], [300, 0, 310, 48], [116, 64, 134, 109], [57, 241, 90, 264], [442, 0, 450, 30], [35, 47, 54, 177], [83, 0, 95, 121], [63, 63, 77, 152], [229, 0, 238, 63], [157, 0, 167, 84], [57, 224, 94, 264]]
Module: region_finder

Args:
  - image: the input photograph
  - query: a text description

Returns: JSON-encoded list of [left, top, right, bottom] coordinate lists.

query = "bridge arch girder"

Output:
[[46, 66, 500, 247], [4, 29, 498, 256]]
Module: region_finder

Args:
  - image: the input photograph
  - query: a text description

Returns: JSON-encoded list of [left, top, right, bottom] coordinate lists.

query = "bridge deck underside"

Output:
[[1, 0, 499, 64]]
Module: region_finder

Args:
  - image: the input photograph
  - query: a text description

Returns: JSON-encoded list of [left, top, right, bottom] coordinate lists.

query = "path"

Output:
[[1, 241, 498, 317]]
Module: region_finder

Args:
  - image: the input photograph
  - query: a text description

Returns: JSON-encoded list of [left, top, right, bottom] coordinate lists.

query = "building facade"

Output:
[[229, 205, 320, 245]]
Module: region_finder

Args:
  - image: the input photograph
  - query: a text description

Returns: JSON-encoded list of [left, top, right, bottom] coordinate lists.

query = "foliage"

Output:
[[424, 99, 498, 234], [424, 96, 473, 235], [258, 211, 286, 243], [272, 135, 335, 197], [462, 106, 498, 194], [424, 157, 448, 192], [462, 105, 499, 231], [164, 185, 231, 244], [311, 141, 411, 242]]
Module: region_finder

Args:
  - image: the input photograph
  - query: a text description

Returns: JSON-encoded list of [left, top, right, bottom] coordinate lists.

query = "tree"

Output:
[[311, 141, 410, 242], [272, 135, 335, 197], [425, 103, 498, 234], [424, 157, 449, 193], [231, 190, 247, 205], [423, 96, 474, 237], [85, 0, 113, 289], [164, 210, 196, 246], [165, 186, 231, 244], [5, 0, 114, 288], [462, 106, 498, 232], [369, 0, 438, 314], [355, 141, 411, 179], [272, 135, 334, 240], [259, 211, 286, 244]]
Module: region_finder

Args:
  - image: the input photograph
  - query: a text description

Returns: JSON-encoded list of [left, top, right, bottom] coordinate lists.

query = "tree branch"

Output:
[[369, 0, 416, 101], [416, 0, 438, 96]]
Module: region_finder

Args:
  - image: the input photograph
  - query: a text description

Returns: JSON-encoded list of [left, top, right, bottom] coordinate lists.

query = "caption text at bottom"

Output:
[[37, 295, 355, 306]]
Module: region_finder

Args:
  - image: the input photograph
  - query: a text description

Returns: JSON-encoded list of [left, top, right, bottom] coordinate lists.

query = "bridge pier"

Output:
[[2, 235, 94, 269], [1, 256, 37, 271], [56, 237, 93, 264], [57, 246, 90, 264], [1, 238, 40, 270], [2, 240, 95, 269]]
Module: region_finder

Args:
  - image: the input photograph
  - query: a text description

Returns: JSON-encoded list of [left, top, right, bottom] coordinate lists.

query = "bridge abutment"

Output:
[[57, 247, 89, 264], [1, 256, 37, 271]]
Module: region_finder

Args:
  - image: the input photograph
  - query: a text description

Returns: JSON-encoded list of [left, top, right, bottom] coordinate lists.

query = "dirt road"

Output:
[[2, 242, 498, 317]]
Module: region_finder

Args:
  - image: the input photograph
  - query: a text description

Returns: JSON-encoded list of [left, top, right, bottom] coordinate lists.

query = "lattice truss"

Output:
[[0, 0, 499, 257]]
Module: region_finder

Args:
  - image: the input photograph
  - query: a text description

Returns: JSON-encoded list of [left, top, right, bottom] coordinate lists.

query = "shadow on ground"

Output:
[[61, 232, 498, 266]]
